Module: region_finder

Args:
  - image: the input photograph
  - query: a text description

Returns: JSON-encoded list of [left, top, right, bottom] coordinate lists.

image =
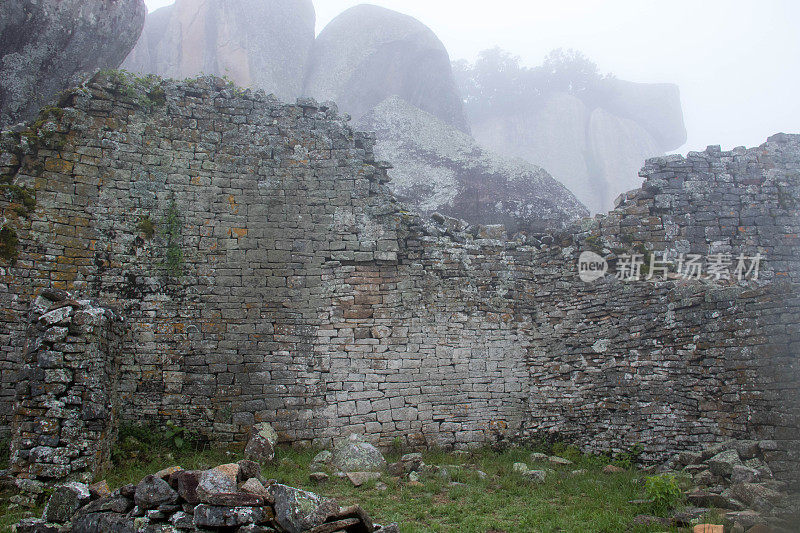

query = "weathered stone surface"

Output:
[[192, 504, 266, 528], [244, 422, 278, 464], [0, 0, 146, 128], [724, 483, 785, 513], [240, 478, 268, 497], [196, 465, 239, 503], [346, 472, 382, 487], [134, 475, 178, 510], [43, 482, 91, 523], [333, 435, 387, 473], [304, 4, 468, 131], [72, 512, 137, 533], [269, 484, 339, 533], [707, 450, 743, 477], [1, 73, 798, 490], [357, 96, 588, 232], [596, 78, 687, 150], [123, 0, 315, 102], [470, 81, 686, 213], [12, 518, 59, 533]]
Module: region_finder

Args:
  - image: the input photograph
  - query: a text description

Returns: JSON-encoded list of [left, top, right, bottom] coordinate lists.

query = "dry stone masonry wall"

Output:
[[0, 74, 797, 487], [9, 289, 122, 493]]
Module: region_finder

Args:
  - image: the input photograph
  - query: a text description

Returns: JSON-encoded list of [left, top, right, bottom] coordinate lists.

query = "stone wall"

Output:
[[8, 290, 122, 489], [0, 74, 797, 485]]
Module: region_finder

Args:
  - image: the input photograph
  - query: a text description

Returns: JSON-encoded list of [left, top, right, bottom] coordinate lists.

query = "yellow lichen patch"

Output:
[[191, 176, 202, 185], [44, 158, 74, 173], [228, 194, 239, 214], [229, 227, 248, 238]]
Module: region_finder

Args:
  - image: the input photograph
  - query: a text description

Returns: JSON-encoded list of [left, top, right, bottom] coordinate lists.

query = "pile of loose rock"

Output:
[[671, 440, 799, 531], [14, 459, 398, 533]]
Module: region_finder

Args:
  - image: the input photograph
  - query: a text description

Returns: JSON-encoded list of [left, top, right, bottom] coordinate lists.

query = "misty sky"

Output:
[[144, 0, 800, 154]]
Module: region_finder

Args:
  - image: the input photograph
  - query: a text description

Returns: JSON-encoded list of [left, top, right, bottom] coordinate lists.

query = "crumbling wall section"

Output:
[[9, 290, 123, 492]]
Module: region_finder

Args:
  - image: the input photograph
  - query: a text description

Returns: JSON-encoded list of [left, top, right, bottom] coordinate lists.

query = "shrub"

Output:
[[645, 473, 684, 514]]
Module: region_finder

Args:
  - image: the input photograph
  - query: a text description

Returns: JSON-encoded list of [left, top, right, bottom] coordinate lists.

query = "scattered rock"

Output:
[[346, 472, 381, 487], [693, 525, 723, 533], [134, 475, 178, 510], [724, 510, 765, 529], [154, 466, 182, 480], [548, 456, 573, 466], [196, 464, 239, 503], [240, 477, 269, 497], [332, 434, 387, 473], [269, 483, 340, 533], [43, 482, 91, 523], [707, 449, 743, 477], [88, 480, 111, 499], [309, 472, 330, 484], [237, 460, 262, 482], [193, 503, 268, 528], [244, 423, 279, 464], [603, 465, 625, 474]]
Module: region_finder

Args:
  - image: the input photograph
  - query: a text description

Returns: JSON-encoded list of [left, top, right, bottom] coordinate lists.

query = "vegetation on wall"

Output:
[[0, 226, 20, 262], [162, 200, 184, 278], [96, 70, 167, 110]]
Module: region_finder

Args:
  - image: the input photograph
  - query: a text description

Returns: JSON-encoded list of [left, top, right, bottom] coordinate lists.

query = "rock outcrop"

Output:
[[470, 83, 686, 214], [357, 96, 588, 232], [122, 0, 316, 102], [304, 5, 469, 132], [0, 0, 146, 128]]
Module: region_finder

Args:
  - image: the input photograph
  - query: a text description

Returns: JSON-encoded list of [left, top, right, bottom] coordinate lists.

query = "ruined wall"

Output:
[[0, 75, 797, 483], [9, 290, 122, 488], [523, 138, 800, 482], [0, 74, 531, 451]]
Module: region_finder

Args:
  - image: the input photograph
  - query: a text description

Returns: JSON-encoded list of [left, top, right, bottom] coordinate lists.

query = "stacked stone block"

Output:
[[0, 74, 796, 487], [9, 289, 122, 492]]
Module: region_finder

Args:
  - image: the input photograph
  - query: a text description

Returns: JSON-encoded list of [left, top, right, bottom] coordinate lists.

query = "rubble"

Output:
[[14, 460, 397, 533]]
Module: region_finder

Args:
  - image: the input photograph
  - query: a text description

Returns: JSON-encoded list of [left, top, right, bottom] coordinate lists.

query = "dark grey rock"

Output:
[[0, 0, 146, 127], [707, 449, 743, 477], [244, 422, 278, 464], [134, 474, 178, 510], [193, 504, 265, 528], [269, 483, 339, 533], [42, 482, 90, 523]]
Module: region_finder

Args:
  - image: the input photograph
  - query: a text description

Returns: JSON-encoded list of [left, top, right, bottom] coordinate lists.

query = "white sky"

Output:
[[144, 0, 800, 153]]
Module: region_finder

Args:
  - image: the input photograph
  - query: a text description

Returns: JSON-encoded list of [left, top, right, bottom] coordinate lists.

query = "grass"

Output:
[[0, 436, 726, 533]]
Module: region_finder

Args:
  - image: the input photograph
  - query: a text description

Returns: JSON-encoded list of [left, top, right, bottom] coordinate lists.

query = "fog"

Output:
[[144, 0, 800, 153]]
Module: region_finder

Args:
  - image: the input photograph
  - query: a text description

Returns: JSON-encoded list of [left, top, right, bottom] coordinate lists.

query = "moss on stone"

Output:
[[0, 183, 36, 217], [0, 226, 20, 262], [137, 215, 156, 239]]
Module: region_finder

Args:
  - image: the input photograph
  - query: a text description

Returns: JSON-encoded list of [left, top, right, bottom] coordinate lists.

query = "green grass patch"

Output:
[[0, 434, 722, 533]]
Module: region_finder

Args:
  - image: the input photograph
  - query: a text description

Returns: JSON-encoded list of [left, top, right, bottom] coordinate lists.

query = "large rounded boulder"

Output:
[[357, 96, 588, 232], [0, 0, 146, 128], [332, 434, 387, 473], [123, 0, 316, 102], [304, 4, 469, 132]]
